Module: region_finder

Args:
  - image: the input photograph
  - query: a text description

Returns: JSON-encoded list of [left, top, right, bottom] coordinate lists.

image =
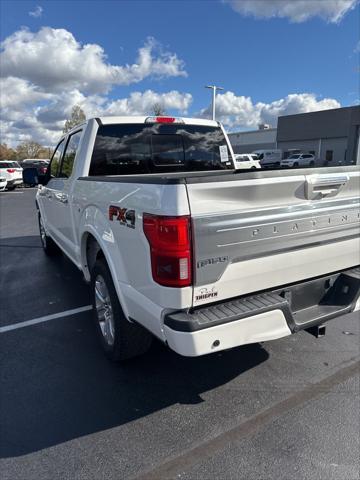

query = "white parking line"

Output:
[[0, 305, 93, 333]]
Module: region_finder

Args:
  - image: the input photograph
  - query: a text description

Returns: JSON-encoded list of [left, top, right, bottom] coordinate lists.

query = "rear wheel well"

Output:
[[84, 233, 104, 277]]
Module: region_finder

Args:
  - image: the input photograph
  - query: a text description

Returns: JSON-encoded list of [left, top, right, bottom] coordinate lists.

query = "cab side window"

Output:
[[49, 140, 65, 178], [60, 130, 82, 178]]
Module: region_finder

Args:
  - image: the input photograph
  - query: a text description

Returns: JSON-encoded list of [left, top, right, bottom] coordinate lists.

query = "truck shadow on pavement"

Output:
[[1, 335, 269, 458], [0, 236, 269, 458]]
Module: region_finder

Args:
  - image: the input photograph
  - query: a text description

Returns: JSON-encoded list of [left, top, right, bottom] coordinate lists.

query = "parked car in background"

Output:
[[281, 153, 316, 168], [234, 154, 261, 169], [0, 176, 7, 191], [0, 161, 23, 190], [283, 149, 302, 159], [252, 149, 282, 168], [20, 160, 49, 177], [22, 158, 50, 164]]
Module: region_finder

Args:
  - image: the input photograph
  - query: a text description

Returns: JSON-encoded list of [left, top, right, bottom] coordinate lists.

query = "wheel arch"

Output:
[[80, 229, 108, 281], [80, 227, 131, 320]]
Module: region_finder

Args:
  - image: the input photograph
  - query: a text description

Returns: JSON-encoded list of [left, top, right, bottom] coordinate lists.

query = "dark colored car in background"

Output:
[[20, 160, 49, 176], [20, 160, 49, 187]]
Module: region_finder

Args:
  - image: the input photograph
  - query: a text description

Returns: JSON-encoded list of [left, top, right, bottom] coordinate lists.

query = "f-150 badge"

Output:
[[109, 205, 135, 229]]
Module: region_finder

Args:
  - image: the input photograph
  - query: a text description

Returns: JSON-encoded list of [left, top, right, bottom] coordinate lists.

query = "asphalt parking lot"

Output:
[[0, 187, 359, 480]]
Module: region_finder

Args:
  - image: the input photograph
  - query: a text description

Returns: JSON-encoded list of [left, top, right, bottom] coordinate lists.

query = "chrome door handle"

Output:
[[305, 174, 349, 199]]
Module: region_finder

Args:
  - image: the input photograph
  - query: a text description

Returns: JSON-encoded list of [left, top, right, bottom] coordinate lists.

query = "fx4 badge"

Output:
[[109, 206, 136, 229]]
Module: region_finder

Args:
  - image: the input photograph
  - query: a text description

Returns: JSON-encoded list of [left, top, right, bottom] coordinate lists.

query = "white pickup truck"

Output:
[[24, 116, 360, 362]]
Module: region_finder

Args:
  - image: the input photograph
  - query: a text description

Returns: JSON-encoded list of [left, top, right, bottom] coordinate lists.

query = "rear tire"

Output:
[[38, 212, 60, 255], [91, 258, 153, 362], [293, 162, 299, 168], [310, 161, 315, 167], [7, 185, 16, 191]]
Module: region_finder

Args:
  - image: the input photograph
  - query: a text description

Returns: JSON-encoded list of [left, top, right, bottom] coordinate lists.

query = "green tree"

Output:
[[63, 105, 86, 133]]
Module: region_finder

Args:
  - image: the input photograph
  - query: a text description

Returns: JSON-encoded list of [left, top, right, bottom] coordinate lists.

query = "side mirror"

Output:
[[23, 168, 39, 185]]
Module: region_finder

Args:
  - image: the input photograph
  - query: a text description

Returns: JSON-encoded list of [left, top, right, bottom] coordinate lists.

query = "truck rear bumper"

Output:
[[164, 309, 291, 356], [164, 267, 360, 356]]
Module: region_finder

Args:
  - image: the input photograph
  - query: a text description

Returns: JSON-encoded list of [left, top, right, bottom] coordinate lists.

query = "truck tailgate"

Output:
[[187, 169, 360, 306]]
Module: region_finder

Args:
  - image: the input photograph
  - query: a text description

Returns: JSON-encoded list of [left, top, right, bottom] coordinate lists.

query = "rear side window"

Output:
[[49, 140, 65, 177], [0, 162, 11, 168], [89, 123, 233, 176], [60, 130, 82, 178]]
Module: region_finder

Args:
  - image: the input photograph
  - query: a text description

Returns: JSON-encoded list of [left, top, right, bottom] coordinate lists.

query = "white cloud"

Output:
[[0, 27, 187, 94], [200, 92, 341, 129], [0, 77, 50, 109], [29, 5, 43, 18], [225, 0, 358, 23], [0, 88, 193, 146], [0, 27, 189, 146], [103, 90, 193, 116], [354, 40, 360, 53]]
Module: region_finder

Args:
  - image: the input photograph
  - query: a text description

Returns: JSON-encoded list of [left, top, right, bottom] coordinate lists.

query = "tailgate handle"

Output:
[[305, 174, 349, 199]]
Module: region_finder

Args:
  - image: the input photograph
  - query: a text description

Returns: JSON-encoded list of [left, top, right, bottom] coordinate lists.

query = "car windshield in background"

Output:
[[288, 154, 301, 159], [90, 123, 234, 176], [0, 162, 21, 168]]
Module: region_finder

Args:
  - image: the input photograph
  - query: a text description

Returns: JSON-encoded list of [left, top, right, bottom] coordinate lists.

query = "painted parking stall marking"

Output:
[[0, 305, 93, 333]]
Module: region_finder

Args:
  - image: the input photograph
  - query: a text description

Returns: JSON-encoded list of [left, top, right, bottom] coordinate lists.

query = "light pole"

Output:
[[205, 85, 224, 120]]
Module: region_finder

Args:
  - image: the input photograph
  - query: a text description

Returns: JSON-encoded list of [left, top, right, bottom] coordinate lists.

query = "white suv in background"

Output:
[[0, 161, 23, 190], [0, 176, 7, 191], [234, 154, 261, 170], [281, 153, 316, 168]]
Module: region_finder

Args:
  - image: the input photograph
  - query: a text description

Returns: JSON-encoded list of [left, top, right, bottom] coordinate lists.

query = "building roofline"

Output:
[[228, 127, 277, 136], [278, 105, 359, 120]]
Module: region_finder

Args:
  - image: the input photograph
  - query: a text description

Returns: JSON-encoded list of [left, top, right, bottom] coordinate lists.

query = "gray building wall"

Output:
[[277, 106, 360, 164]]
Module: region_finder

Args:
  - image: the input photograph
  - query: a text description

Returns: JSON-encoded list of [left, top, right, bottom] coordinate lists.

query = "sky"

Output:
[[0, 0, 359, 146]]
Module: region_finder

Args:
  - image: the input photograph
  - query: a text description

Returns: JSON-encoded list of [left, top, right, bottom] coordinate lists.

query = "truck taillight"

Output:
[[144, 116, 184, 124], [143, 214, 192, 287]]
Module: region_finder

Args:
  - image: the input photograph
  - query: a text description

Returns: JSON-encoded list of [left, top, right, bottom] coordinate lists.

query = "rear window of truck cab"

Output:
[[89, 123, 233, 176]]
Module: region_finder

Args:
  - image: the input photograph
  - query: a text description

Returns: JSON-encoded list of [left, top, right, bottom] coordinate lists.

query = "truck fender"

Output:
[[79, 206, 130, 319]]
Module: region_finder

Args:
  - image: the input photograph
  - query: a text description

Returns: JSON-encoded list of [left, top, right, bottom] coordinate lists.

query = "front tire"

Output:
[[38, 212, 60, 255], [91, 258, 152, 362]]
